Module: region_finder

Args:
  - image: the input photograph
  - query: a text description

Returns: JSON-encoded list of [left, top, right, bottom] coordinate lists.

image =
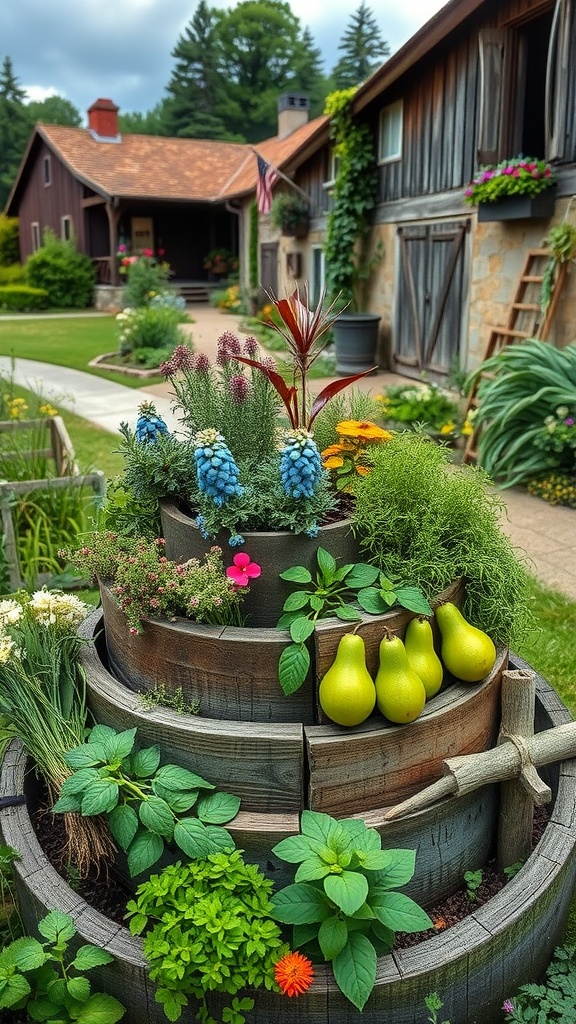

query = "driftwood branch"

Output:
[[384, 670, 576, 827]]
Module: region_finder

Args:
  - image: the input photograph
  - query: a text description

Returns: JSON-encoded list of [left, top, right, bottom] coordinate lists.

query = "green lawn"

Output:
[[0, 316, 165, 388]]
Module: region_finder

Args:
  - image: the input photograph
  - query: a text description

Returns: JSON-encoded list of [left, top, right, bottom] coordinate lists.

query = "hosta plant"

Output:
[[0, 910, 125, 1023], [53, 724, 240, 877], [271, 810, 433, 1011]]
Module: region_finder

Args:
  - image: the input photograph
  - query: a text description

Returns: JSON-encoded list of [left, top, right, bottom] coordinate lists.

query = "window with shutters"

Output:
[[477, 2, 564, 165]]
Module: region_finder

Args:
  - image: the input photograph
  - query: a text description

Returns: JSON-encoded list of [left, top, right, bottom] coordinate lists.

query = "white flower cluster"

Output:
[[0, 599, 24, 630], [28, 589, 89, 630], [0, 634, 18, 665]]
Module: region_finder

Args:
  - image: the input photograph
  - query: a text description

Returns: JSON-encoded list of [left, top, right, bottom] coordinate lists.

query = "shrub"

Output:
[[116, 305, 189, 360], [0, 215, 20, 267], [25, 229, 95, 308], [0, 264, 26, 285], [0, 284, 48, 311], [269, 192, 309, 234], [122, 255, 172, 308]]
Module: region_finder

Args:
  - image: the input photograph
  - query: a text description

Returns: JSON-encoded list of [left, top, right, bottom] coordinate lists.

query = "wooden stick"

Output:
[[497, 670, 543, 870]]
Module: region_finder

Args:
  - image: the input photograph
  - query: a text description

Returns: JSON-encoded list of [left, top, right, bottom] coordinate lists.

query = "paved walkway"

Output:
[[2, 304, 576, 600]]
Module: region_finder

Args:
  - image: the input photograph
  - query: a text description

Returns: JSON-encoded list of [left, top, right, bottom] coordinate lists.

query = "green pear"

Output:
[[319, 632, 376, 727], [374, 633, 426, 724], [404, 616, 443, 700], [435, 602, 496, 683]]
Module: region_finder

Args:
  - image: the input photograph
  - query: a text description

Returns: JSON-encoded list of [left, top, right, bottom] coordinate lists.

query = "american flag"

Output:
[[255, 153, 278, 215]]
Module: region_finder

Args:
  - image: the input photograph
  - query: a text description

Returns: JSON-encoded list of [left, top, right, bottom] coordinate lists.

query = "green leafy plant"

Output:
[[115, 305, 189, 366], [424, 992, 452, 1024], [53, 724, 240, 877], [126, 849, 286, 1024], [503, 860, 524, 881], [463, 868, 483, 902], [269, 192, 309, 235], [464, 156, 555, 205], [465, 339, 576, 489], [377, 382, 464, 436], [541, 222, 576, 314], [0, 909, 126, 1023], [323, 89, 380, 310], [503, 944, 576, 1021], [0, 845, 21, 944], [275, 546, 431, 695], [121, 252, 172, 307], [350, 431, 531, 645], [138, 683, 200, 716], [25, 228, 95, 309], [271, 810, 433, 1011]]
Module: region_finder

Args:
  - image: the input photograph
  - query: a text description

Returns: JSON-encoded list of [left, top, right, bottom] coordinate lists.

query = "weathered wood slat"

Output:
[[100, 583, 315, 724], [82, 622, 305, 815], [306, 647, 506, 814]]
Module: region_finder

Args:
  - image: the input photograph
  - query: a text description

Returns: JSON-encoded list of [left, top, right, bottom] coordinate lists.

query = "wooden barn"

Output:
[[245, 0, 576, 377]]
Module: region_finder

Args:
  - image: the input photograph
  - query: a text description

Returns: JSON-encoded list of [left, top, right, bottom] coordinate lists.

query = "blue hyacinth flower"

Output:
[[135, 401, 169, 444], [193, 428, 243, 506], [280, 429, 322, 499]]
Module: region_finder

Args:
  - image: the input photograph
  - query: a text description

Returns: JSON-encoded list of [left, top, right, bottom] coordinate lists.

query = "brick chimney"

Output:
[[277, 93, 309, 139], [87, 98, 120, 140]]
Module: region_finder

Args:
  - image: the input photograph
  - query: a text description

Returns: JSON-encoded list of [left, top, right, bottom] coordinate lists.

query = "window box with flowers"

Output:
[[269, 192, 310, 238], [203, 248, 238, 278], [465, 156, 556, 222]]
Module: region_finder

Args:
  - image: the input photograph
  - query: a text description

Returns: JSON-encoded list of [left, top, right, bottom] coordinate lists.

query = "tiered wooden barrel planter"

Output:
[[2, 663, 576, 1024]]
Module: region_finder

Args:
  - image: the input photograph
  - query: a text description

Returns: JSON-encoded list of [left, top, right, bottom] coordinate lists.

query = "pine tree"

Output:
[[0, 57, 30, 208], [164, 1, 233, 141], [332, 2, 390, 90]]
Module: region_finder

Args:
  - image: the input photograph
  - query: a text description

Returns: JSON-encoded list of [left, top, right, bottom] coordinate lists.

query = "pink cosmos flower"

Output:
[[227, 552, 262, 587]]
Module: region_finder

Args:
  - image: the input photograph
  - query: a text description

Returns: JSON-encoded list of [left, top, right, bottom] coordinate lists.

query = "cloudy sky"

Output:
[[2, 0, 447, 118]]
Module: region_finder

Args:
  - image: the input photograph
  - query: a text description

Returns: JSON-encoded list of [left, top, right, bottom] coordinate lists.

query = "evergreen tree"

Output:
[[164, 1, 233, 140], [25, 95, 82, 128], [163, 0, 327, 143], [0, 57, 30, 208], [332, 2, 390, 89]]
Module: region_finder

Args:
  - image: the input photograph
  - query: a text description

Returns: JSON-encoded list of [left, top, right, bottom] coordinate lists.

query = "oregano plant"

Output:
[[276, 546, 432, 695], [271, 810, 433, 1011], [0, 910, 125, 1023], [126, 849, 287, 1024], [53, 725, 240, 877]]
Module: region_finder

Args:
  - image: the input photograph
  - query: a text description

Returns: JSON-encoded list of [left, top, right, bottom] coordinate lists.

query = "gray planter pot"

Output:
[[332, 313, 381, 375]]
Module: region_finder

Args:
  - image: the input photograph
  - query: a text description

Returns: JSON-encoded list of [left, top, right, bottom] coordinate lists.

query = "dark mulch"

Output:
[[31, 802, 550, 944]]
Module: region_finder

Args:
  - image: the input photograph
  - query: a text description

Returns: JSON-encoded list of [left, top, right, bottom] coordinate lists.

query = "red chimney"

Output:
[[87, 98, 120, 139]]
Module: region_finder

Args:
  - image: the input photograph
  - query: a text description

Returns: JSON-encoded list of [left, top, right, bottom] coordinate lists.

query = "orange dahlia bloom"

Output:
[[274, 951, 314, 997]]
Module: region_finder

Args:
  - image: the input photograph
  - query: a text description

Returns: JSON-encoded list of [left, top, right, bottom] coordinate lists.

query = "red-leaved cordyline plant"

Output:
[[236, 284, 376, 430]]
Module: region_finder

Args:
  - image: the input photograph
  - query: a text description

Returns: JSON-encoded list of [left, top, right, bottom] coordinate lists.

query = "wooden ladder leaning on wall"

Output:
[[462, 247, 568, 464]]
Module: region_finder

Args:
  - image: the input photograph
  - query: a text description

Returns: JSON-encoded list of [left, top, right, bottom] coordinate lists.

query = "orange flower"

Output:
[[323, 455, 344, 469], [274, 951, 314, 997], [336, 420, 392, 443]]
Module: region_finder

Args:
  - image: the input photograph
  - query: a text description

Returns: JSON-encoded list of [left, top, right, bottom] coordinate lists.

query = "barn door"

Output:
[[393, 220, 469, 380], [260, 242, 278, 295]]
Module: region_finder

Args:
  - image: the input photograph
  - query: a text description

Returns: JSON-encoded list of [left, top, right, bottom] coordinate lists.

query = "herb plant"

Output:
[[0, 910, 125, 1023], [463, 868, 483, 902], [276, 546, 431, 695], [0, 589, 114, 876], [503, 944, 576, 1022], [126, 850, 287, 1024], [53, 725, 240, 877], [424, 992, 452, 1024], [350, 431, 531, 644], [271, 810, 433, 1011], [62, 533, 249, 633]]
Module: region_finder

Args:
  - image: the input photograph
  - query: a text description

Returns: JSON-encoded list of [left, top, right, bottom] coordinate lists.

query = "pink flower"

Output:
[[227, 552, 261, 587], [502, 999, 514, 1014]]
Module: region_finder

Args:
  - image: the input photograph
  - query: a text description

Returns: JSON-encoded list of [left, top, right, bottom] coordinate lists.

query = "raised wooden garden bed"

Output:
[[0, 416, 106, 588], [2, 662, 575, 1024]]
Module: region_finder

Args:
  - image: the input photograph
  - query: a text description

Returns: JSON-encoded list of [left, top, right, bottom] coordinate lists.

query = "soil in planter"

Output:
[[30, 800, 549, 947]]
